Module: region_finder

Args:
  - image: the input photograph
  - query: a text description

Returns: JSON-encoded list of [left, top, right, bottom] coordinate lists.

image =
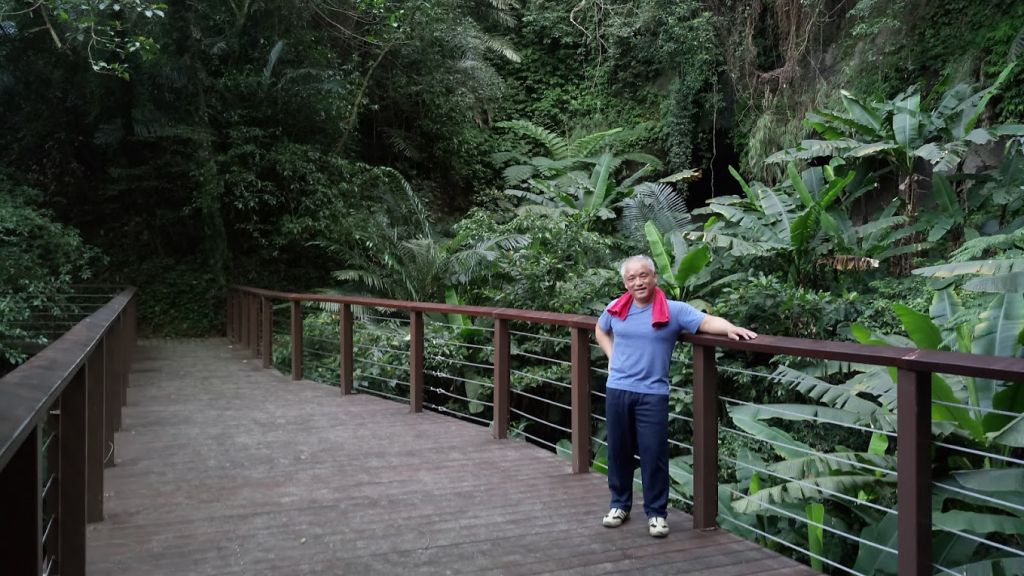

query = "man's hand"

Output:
[[724, 325, 757, 341], [699, 315, 757, 340]]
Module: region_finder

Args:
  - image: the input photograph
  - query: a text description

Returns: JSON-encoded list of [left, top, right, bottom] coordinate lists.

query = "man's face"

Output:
[[622, 261, 657, 304]]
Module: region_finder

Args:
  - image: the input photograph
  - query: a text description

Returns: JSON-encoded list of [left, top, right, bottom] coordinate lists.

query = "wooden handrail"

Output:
[[0, 287, 137, 575], [228, 284, 1024, 576], [232, 285, 1024, 380]]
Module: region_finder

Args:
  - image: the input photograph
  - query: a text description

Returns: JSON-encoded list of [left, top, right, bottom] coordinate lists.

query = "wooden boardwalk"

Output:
[[86, 339, 816, 575]]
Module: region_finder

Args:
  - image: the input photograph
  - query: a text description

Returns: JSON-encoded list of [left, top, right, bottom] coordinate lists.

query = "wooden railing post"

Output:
[[233, 291, 241, 343], [104, 325, 120, 463], [59, 368, 88, 575], [410, 311, 424, 413], [492, 318, 510, 439], [241, 293, 250, 350], [228, 291, 234, 341], [897, 368, 931, 576], [291, 300, 303, 381], [0, 426, 42, 574], [249, 294, 258, 357], [86, 342, 105, 522], [570, 327, 592, 474], [692, 343, 719, 530], [261, 297, 272, 369], [339, 304, 353, 395], [119, 312, 128, 409]]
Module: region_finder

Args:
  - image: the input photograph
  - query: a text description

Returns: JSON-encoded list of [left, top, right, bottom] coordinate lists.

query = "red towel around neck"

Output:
[[607, 287, 670, 327]]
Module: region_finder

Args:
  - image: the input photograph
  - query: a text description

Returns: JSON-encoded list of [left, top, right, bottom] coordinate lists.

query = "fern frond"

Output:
[[496, 120, 569, 159], [502, 164, 535, 185]]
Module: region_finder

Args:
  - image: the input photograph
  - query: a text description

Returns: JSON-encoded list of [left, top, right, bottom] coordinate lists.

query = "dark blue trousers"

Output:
[[605, 388, 669, 518]]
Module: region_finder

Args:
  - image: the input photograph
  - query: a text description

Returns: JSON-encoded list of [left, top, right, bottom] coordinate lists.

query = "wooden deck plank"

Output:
[[87, 339, 817, 575]]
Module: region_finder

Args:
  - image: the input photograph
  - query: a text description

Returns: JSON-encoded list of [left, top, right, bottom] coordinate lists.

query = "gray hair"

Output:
[[619, 255, 656, 280]]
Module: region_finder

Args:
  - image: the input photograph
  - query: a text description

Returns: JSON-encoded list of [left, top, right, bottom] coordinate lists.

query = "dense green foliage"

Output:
[[4, 1, 1024, 573]]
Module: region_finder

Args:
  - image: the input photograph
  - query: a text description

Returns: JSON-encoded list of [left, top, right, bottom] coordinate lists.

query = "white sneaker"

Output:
[[602, 508, 629, 527], [648, 516, 669, 538]]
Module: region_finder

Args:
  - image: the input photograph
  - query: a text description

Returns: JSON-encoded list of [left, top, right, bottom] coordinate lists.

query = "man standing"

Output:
[[594, 255, 756, 537]]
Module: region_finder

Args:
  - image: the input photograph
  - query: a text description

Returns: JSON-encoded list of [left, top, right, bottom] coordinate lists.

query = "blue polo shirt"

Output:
[[597, 300, 705, 395]]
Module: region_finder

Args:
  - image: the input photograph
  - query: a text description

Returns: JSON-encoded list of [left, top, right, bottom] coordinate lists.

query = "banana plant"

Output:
[[641, 219, 743, 310], [695, 163, 855, 286]]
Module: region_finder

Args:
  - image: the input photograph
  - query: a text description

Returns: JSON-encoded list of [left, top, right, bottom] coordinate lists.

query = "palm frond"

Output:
[[619, 182, 693, 242], [479, 34, 520, 62]]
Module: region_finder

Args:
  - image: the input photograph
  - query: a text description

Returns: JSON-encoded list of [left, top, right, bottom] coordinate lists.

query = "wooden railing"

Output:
[[0, 288, 137, 576], [228, 285, 1024, 576]]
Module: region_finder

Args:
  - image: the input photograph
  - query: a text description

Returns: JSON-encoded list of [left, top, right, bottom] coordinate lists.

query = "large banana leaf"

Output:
[[935, 510, 1024, 535], [755, 185, 796, 243], [990, 414, 1024, 447], [733, 474, 886, 514], [965, 271, 1024, 293], [944, 558, 1024, 576], [936, 469, 1024, 518], [789, 208, 820, 254], [932, 173, 962, 216], [770, 365, 881, 417], [931, 372, 985, 441], [729, 414, 812, 459], [852, 512, 899, 575], [643, 221, 673, 276], [585, 151, 617, 212], [974, 293, 1024, 354], [765, 138, 861, 163], [914, 259, 1024, 279], [767, 451, 896, 479], [806, 503, 825, 572], [892, 94, 922, 147], [841, 90, 885, 134], [730, 403, 862, 426], [931, 289, 964, 349], [673, 244, 711, 290], [788, 163, 815, 207], [973, 294, 1024, 415], [952, 468, 1024, 493], [567, 127, 623, 158], [894, 303, 943, 349], [985, 382, 1024, 435]]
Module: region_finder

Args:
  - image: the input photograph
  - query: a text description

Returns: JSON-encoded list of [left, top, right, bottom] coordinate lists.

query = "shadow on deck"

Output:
[[87, 339, 815, 576]]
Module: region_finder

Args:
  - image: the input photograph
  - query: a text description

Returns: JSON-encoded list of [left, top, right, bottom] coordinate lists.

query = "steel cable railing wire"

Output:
[[423, 401, 492, 427], [931, 524, 1024, 560], [725, 485, 899, 555], [931, 441, 1024, 467], [424, 369, 493, 389], [721, 453, 897, 516], [932, 481, 1024, 515], [720, 395, 899, 438], [514, 349, 572, 365], [509, 368, 570, 388], [720, 423, 897, 477], [509, 406, 572, 434], [510, 387, 571, 411], [718, 512, 873, 576]]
